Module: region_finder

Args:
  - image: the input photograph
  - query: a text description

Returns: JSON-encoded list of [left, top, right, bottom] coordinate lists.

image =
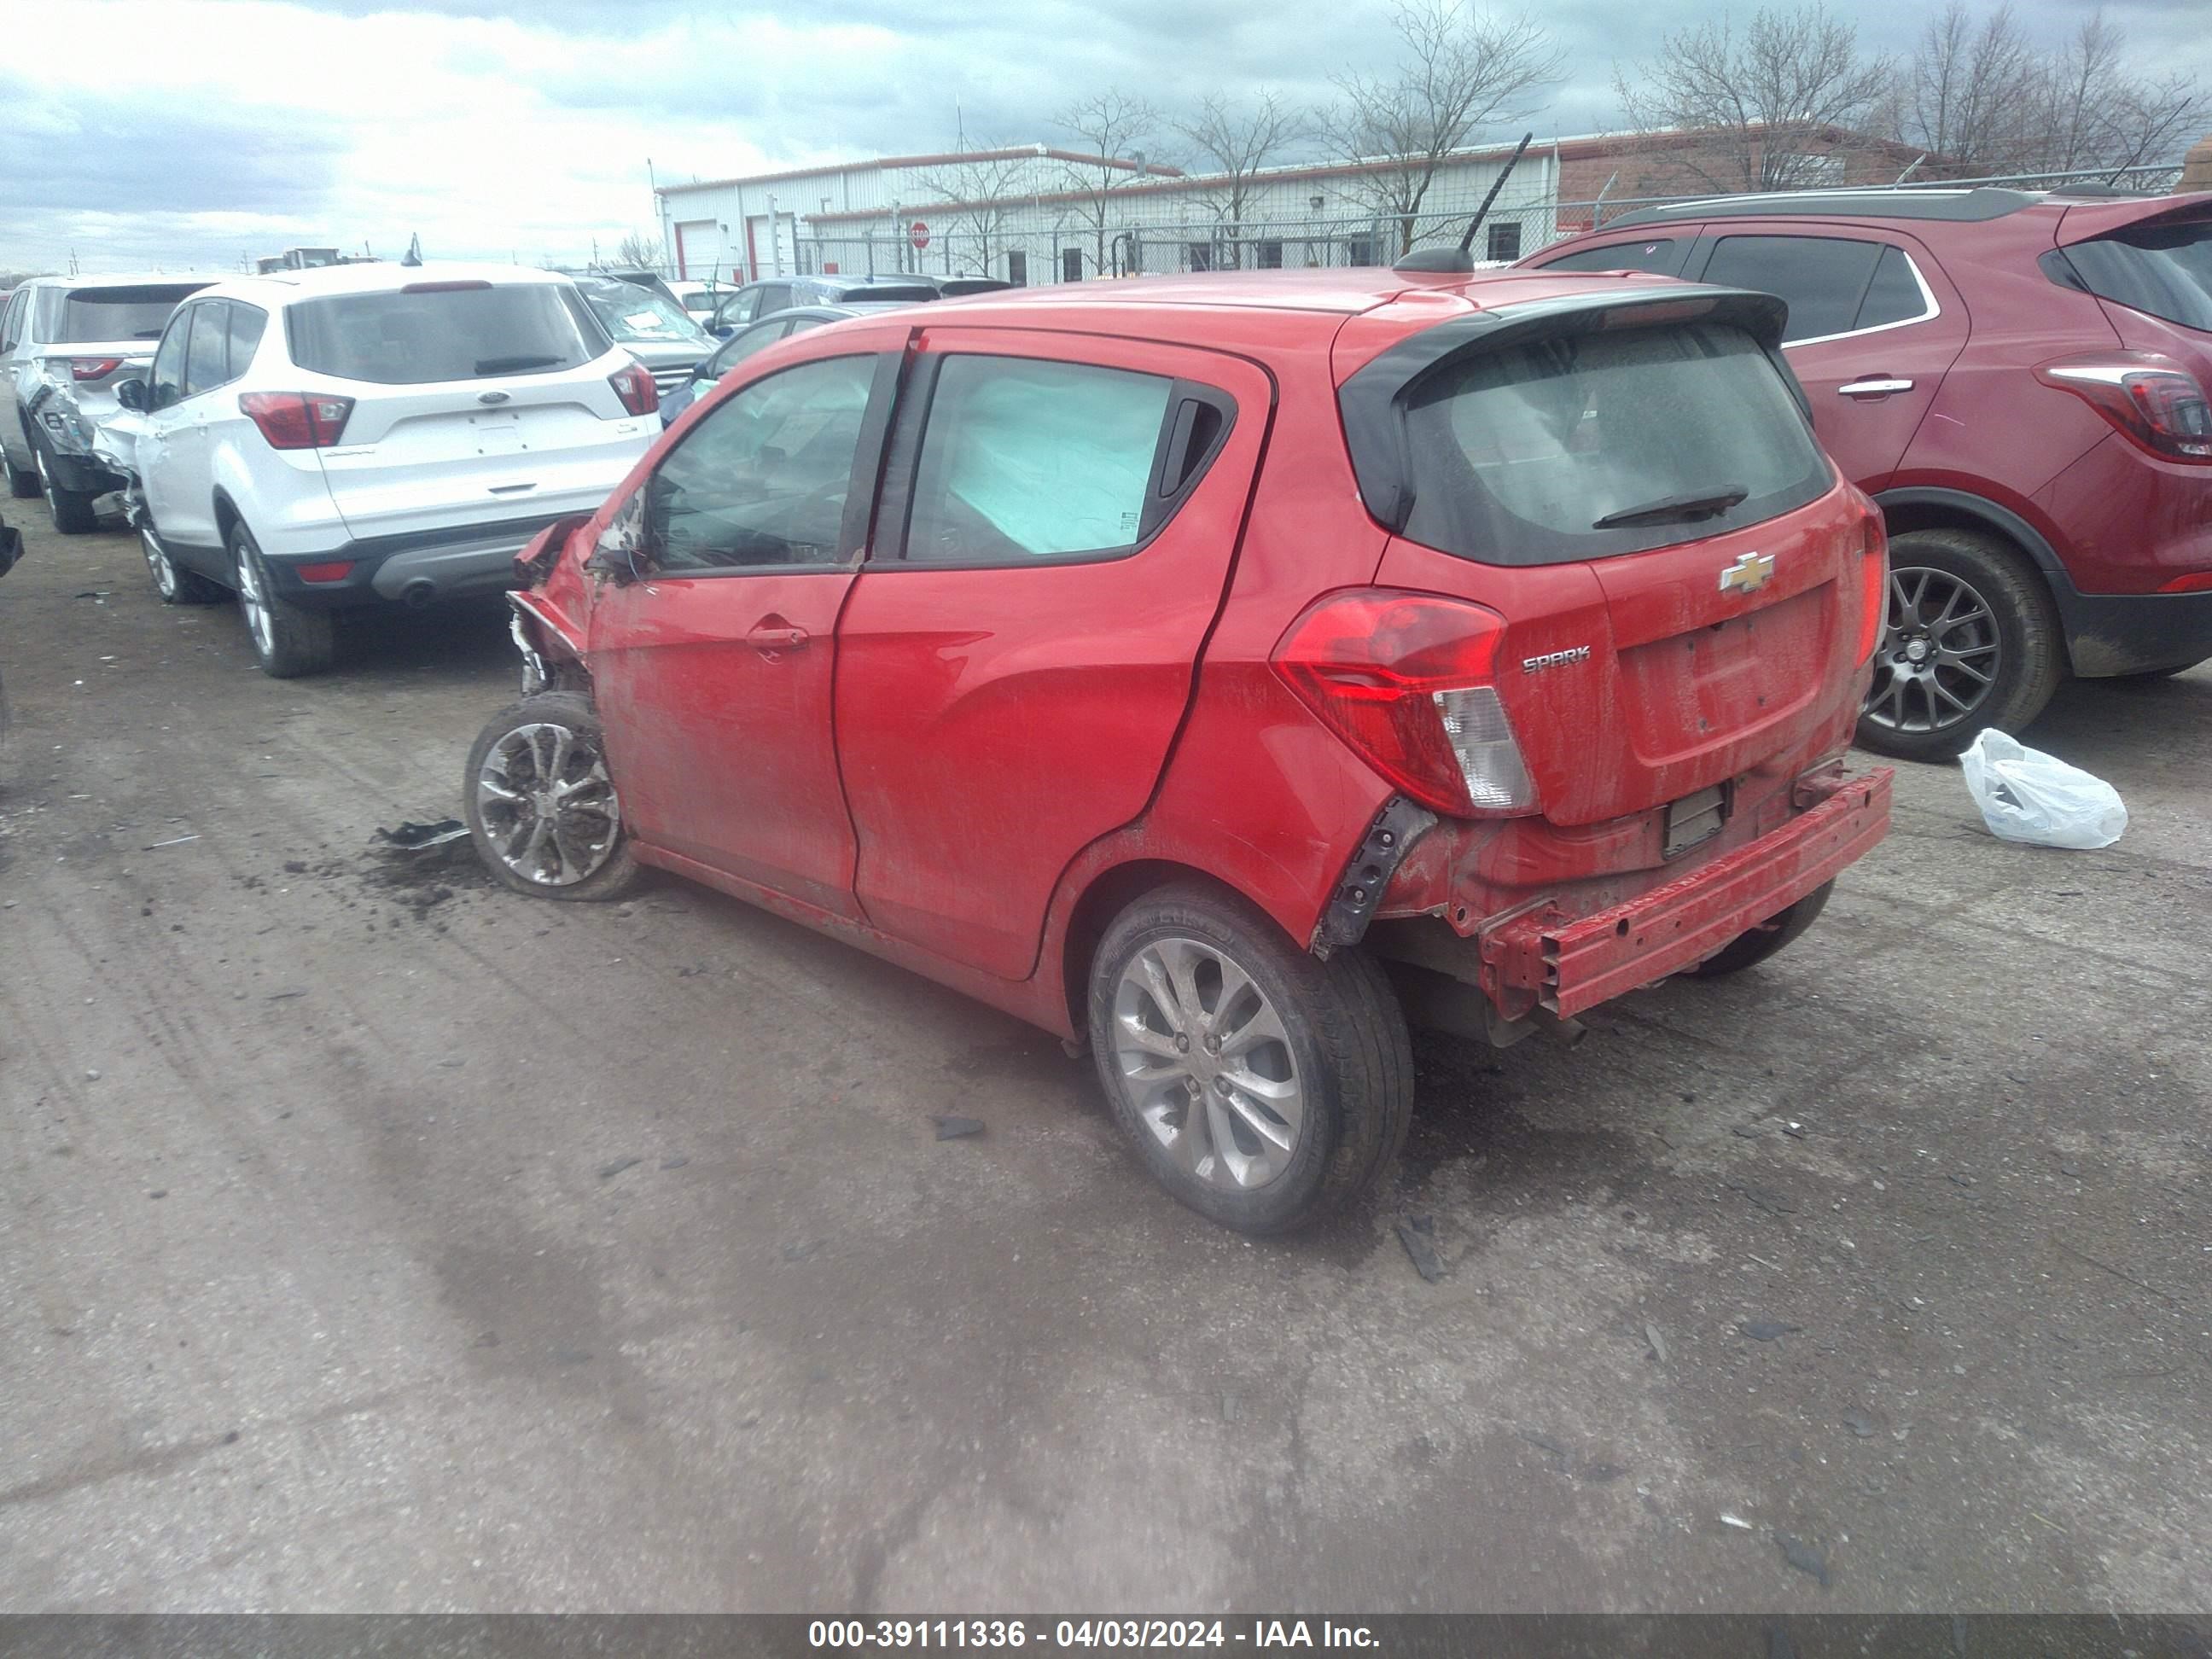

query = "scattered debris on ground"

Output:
[[931, 1115, 986, 1140], [1397, 1214, 1445, 1283], [1739, 1319, 1803, 1341], [1775, 1531, 1831, 1587]]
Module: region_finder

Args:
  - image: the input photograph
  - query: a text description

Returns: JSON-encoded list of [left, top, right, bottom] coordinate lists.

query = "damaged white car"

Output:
[[2, 275, 211, 533]]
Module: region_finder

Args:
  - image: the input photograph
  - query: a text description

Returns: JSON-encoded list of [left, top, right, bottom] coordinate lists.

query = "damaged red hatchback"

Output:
[[469, 269, 1893, 1233]]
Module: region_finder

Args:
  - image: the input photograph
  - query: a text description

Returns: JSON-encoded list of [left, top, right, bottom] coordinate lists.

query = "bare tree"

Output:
[[1890, 2, 2041, 174], [1053, 90, 1166, 276], [913, 144, 1039, 276], [613, 230, 667, 271], [1172, 90, 1309, 265], [2019, 9, 2205, 178], [1613, 3, 1895, 194], [1320, 1, 1562, 255]]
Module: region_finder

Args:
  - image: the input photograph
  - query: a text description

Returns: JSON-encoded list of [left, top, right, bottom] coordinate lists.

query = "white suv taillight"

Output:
[[239, 390, 354, 450], [2035, 351, 2212, 464], [1272, 589, 1540, 816], [608, 359, 659, 417]]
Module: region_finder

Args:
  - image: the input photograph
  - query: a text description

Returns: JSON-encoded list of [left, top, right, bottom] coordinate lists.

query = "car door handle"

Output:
[[747, 623, 809, 652], [1837, 378, 1914, 399]]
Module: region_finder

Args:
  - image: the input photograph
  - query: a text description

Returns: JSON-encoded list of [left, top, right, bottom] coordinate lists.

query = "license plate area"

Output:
[[1663, 783, 1730, 859]]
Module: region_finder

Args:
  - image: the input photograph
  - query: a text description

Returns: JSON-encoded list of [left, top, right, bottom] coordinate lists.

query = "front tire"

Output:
[[1686, 882, 1832, 978], [463, 691, 643, 902], [229, 520, 336, 678], [142, 522, 224, 605], [35, 448, 98, 535], [1857, 528, 2064, 762], [1088, 882, 1413, 1235]]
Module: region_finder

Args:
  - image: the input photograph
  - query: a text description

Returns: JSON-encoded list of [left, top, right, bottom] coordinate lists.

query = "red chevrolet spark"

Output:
[[467, 269, 1893, 1233]]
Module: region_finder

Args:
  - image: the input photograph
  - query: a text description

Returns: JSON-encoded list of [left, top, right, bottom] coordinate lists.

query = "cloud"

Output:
[[3, 0, 2204, 277]]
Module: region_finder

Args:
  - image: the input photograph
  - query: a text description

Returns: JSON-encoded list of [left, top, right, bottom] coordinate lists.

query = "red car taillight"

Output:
[[70, 358, 124, 381], [239, 390, 354, 450], [1272, 589, 1538, 817], [2035, 352, 2212, 464], [2160, 571, 2212, 594], [608, 360, 659, 417], [1855, 505, 1889, 664]]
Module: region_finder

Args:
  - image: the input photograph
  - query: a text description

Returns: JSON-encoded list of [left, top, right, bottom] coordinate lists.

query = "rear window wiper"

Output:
[[1592, 486, 1748, 530], [474, 354, 566, 375]]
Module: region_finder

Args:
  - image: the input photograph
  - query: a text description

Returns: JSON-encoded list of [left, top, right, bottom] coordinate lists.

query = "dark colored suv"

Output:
[[471, 269, 1892, 1233], [1522, 187, 2212, 759], [707, 276, 940, 336]]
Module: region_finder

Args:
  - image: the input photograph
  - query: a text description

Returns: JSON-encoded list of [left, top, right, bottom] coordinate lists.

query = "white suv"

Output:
[[2, 275, 210, 533], [101, 263, 661, 677]]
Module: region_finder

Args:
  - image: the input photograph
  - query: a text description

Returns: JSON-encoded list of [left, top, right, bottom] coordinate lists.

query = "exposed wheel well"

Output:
[[211, 492, 242, 549], [1059, 859, 1270, 1034], [1874, 497, 2073, 673]]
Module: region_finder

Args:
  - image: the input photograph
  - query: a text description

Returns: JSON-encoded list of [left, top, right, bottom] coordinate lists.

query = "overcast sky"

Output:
[[3, 0, 2207, 275]]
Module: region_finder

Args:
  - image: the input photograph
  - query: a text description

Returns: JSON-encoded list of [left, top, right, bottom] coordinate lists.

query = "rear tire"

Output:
[[464, 691, 643, 902], [35, 447, 98, 535], [229, 520, 336, 678], [1856, 528, 2064, 762], [1087, 882, 1413, 1235], [1686, 882, 1832, 978]]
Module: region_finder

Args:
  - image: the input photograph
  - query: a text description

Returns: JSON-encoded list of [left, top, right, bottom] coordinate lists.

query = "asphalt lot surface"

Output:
[[2, 515, 2207, 1614]]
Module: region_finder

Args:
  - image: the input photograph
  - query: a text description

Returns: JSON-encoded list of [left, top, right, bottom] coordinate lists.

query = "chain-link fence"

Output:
[[784, 163, 2189, 286]]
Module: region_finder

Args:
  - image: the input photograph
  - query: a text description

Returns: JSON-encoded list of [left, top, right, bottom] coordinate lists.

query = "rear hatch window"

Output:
[[38, 283, 206, 343], [286, 283, 605, 384], [2060, 216, 2212, 333], [1395, 320, 1831, 564]]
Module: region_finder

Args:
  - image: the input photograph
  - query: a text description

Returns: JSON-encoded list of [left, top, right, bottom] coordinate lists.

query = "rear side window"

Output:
[[1540, 237, 1681, 275], [2062, 218, 2212, 333], [1853, 246, 1930, 331], [285, 284, 600, 384], [36, 283, 203, 345], [903, 357, 1173, 562], [225, 303, 268, 379], [1398, 322, 1831, 564], [707, 318, 795, 375], [1700, 236, 1889, 341], [183, 302, 232, 396]]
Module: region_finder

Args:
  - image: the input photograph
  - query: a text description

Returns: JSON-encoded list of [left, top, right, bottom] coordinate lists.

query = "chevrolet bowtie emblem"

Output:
[[1719, 551, 1775, 595]]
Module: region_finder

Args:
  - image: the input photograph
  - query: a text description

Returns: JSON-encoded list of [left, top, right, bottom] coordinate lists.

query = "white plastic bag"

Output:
[[1959, 730, 2127, 849]]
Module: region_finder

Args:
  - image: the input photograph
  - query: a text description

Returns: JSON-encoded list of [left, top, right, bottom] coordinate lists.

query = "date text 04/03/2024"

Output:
[[806, 1620, 1381, 1649]]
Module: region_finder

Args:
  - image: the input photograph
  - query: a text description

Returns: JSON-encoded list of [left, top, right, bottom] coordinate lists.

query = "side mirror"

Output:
[[582, 489, 649, 585], [114, 377, 148, 413], [711, 325, 734, 340]]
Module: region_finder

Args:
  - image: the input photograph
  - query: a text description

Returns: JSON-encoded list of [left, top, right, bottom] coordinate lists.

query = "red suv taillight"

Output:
[[70, 358, 124, 381], [2035, 352, 2212, 464], [608, 360, 659, 417], [238, 390, 354, 450], [1272, 589, 1538, 817]]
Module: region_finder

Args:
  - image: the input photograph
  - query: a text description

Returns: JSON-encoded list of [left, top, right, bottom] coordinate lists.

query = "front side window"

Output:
[[645, 354, 876, 571], [148, 308, 194, 409], [1395, 320, 1831, 564], [0, 289, 26, 352], [286, 283, 600, 384], [183, 302, 232, 397], [706, 317, 795, 377], [903, 356, 1173, 563]]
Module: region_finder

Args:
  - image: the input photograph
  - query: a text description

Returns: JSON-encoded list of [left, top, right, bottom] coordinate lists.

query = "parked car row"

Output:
[[1519, 183, 2212, 759]]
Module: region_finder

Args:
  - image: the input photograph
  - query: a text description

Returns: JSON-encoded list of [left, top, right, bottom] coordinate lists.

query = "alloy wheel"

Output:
[[142, 526, 178, 600], [1109, 936, 1307, 1191], [232, 539, 276, 661], [473, 721, 622, 887], [1863, 565, 2002, 736]]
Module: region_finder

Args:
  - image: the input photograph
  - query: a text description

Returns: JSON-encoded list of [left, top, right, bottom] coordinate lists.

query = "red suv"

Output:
[[468, 271, 1892, 1232], [1522, 186, 2212, 760]]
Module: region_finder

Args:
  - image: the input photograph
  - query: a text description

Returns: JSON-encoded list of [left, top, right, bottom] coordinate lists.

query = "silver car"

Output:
[[1, 275, 210, 533]]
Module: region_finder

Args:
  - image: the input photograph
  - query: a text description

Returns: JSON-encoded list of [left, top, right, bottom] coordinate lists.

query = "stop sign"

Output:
[[909, 220, 930, 251]]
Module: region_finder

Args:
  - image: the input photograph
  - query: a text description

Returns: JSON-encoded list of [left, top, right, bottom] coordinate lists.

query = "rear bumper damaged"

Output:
[[1487, 767, 1892, 1019]]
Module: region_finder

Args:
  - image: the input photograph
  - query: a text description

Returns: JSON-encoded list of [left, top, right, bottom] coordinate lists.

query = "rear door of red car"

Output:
[[1685, 227, 1969, 492], [582, 328, 905, 917], [832, 325, 1272, 979]]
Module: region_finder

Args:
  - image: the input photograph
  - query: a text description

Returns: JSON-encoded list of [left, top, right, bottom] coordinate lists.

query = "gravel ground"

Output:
[[2, 515, 2207, 1613]]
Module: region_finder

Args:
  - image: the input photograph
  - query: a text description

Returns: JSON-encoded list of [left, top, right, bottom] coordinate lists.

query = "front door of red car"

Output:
[[1690, 229, 1969, 492], [585, 343, 899, 917], [832, 327, 1272, 979]]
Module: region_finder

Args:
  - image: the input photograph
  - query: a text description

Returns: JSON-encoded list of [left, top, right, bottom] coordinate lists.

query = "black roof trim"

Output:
[[1603, 186, 2044, 229]]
